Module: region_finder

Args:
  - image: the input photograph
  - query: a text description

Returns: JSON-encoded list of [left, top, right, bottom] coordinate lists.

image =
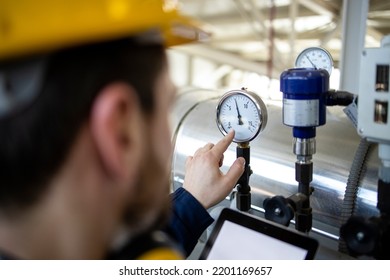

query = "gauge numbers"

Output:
[[216, 89, 267, 143], [295, 47, 333, 75]]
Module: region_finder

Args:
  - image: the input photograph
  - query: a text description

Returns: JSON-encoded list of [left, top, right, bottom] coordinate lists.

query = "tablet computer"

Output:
[[199, 208, 319, 260]]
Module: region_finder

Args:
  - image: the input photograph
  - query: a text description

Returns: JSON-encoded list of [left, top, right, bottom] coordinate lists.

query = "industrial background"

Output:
[[169, 0, 390, 260]]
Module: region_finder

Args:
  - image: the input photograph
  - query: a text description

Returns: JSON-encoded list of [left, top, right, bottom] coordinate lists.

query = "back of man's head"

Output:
[[0, 39, 165, 215], [0, 0, 206, 217]]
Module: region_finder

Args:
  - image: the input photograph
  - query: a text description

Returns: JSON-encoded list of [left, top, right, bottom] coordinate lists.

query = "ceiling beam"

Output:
[[298, 0, 338, 17], [172, 44, 282, 79]]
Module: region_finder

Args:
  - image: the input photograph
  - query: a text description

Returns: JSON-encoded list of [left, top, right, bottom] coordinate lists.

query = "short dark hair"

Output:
[[0, 38, 166, 214]]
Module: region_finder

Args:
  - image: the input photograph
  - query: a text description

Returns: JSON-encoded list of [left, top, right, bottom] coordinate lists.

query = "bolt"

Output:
[[356, 231, 365, 242]]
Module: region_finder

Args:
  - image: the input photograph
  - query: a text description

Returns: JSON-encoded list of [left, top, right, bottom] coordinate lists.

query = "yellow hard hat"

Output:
[[0, 0, 209, 61]]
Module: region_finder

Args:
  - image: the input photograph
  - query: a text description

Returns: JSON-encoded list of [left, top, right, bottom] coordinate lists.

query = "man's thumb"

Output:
[[224, 157, 245, 185]]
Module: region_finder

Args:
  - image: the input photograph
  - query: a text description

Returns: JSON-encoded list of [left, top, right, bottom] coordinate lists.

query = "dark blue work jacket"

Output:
[[166, 187, 214, 256]]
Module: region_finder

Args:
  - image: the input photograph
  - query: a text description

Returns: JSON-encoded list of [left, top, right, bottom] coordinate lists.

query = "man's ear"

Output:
[[89, 82, 143, 181]]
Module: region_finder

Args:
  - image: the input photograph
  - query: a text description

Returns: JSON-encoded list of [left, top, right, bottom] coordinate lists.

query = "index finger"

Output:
[[211, 130, 235, 156]]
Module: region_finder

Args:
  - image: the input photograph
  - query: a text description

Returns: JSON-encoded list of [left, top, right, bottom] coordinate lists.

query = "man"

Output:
[[0, 0, 245, 259]]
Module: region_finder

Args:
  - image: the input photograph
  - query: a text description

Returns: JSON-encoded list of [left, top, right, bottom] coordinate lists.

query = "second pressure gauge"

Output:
[[216, 89, 267, 143], [295, 47, 333, 75]]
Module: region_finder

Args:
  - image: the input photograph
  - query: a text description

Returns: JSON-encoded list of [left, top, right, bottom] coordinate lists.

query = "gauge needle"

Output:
[[234, 99, 244, 125], [305, 55, 317, 69]]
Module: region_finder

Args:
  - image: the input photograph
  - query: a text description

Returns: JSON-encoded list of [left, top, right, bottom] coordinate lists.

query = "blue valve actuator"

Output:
[[280, 68, 329, 139]]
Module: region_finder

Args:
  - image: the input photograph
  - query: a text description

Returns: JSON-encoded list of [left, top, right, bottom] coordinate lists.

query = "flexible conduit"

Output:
[[338, 137, 373, 254]]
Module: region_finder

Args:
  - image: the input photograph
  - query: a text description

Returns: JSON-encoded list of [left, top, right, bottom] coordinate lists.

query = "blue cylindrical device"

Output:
[[280, 68, 329, 139]]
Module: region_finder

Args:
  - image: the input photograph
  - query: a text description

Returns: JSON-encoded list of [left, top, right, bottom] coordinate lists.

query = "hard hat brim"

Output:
[[0, 0, 210, 61]]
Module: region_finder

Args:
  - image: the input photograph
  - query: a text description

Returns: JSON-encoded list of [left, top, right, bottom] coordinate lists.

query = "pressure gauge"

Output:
[[216, 89, 267, 143], [295, 47, 333, 75]]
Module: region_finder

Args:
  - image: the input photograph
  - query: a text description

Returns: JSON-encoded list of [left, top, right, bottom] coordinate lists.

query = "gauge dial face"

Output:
[[295, 47, 333, 75], [216, 90, 267, 143]]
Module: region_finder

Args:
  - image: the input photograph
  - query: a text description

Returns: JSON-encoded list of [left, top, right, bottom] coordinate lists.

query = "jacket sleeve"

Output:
[[165, 187, 214, 257]]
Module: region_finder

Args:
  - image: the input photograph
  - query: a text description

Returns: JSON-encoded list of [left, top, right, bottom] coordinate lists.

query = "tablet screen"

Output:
[[199, 208, 318, 260]]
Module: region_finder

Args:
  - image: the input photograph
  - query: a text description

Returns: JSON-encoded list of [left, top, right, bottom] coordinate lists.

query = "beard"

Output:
[[106, 141, 173, 259], [121, 139, 172, 237]]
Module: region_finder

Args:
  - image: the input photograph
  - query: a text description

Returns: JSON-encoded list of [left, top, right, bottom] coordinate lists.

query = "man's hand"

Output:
[[183, 130, 245, 209]]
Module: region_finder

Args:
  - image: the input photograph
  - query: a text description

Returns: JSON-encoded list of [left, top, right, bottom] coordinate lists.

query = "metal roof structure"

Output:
[[174, 0, 390, 82]]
